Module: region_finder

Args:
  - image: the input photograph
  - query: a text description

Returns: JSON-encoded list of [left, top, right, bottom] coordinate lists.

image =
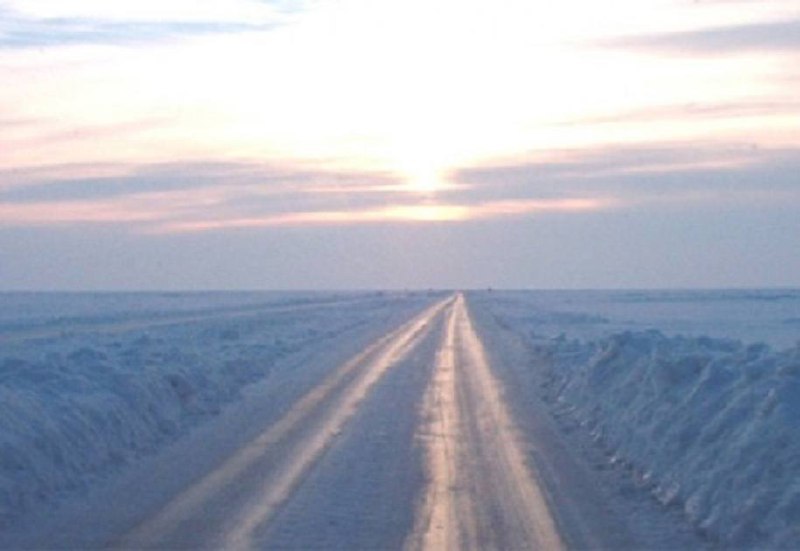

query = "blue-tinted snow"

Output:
[[0, 291, 438, 530], [474, 289, 800, 548]]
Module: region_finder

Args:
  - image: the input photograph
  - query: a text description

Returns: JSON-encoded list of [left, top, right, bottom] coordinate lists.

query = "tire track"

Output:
[[113, 296, 452, 550], [408, 294, 564, 550]]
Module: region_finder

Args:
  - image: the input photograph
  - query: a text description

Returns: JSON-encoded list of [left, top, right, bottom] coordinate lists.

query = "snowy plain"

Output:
[[470, 289, 800, 549], [0, 289, 798, 549]]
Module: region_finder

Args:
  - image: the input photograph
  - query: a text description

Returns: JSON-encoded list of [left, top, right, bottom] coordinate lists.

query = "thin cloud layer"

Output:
[[151, 198, 615, 234], [0, 0, 300, 48], [0, 161, 412, 228], [0, 161, 401, 202], [557, 99, 800, 127], [3, 144, 797, 234], [0, 19, 270, 49], [0, 0, 799, 289], [605, 19, 800, 54], [0, 157, 621, 232], [451, 145, 800, 206], [3, 0, 797, 176]]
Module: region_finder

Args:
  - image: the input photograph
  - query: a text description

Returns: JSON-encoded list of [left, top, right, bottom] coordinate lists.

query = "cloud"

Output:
[[605, 19, 800, 54], [0, 116, 38, 127], [0, 0, 289, 24], [454, 144, 756, 182], [0, 19, 271, 49], [2, 118, 169, 154], [0, 0, 302, 48], [5, 143, 797, 234], [0, 156, 618, 232], [0, 160, 406, 213], [450, 144, 800, 206], [150, 198, 616, 233], [0, 159, 411, 228], [556, 99, 800, 127]]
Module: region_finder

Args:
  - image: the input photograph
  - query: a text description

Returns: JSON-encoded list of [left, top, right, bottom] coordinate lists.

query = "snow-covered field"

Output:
[[471, 289, 800, 548], [0, 291, 440, 533]]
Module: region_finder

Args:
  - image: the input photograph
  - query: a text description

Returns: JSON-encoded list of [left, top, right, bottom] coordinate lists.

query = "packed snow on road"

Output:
[[0, 291, 441, 541]]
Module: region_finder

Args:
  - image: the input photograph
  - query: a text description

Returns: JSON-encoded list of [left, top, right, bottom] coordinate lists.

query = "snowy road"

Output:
[[5, 292, 712, 550], [112, 296, 450, 549], [113, 293, 569, 550], [407, 294, 563, 550]]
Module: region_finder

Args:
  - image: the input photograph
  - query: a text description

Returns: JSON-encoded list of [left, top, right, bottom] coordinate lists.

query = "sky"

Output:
[[0, 0, 798, 290]]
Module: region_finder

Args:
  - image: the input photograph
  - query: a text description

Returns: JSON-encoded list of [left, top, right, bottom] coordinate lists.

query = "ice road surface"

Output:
[[0, 289, 797, 549]]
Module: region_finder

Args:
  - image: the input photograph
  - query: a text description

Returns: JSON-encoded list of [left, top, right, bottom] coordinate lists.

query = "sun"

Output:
[[406, 166, 446, 194]]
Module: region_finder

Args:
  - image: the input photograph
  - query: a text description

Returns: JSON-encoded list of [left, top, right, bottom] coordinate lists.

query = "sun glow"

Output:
[[1, 0, 789, 175], [402, 165, 447, 194], [1, 0, 798, 238]]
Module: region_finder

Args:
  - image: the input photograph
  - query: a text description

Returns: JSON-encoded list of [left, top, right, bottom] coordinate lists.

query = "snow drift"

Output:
[[0, 293, 431, 530], [533, 330, 800, 548]]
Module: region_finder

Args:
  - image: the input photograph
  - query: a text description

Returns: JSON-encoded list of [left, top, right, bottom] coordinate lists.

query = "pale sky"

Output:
[[0, 0, 798, 289]]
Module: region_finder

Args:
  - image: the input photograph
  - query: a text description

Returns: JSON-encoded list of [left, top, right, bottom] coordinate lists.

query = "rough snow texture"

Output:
[[534, 332, 800, 548], [0, 292, 433, 529], [478, 290, 800, 549]]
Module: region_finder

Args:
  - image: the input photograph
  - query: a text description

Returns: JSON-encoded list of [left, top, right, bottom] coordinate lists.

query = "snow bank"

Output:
[[0, 293, 430, 529], [534, 331, 800, 548]]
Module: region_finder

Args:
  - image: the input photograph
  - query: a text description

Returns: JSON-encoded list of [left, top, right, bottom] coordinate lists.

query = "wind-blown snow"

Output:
[[476, 290, 800, 548], [0, 291, 436, 530], [535, 332, 800, 547]]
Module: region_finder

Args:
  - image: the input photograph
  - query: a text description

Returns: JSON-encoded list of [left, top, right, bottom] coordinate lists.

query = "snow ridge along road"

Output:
[[113, 296, 452, 550], [407, 294, 564, 551]]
